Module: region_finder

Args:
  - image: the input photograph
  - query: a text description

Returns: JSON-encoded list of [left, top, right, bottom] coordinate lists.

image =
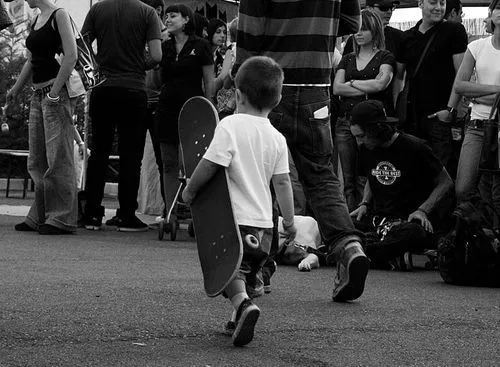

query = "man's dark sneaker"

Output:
[[332, 242, 369, 302], [262, 260, 277, 294], [105, 209, 121, 226], [232, 299, 260, 347], [38, 224, 72, 235], [14, 222, 36, 232], [116, 215, 148, 232], [84, 216, 102, 231]]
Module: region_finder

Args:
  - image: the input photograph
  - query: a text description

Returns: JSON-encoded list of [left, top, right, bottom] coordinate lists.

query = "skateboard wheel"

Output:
[[188, 221, 195, 238], [170, 219, 177, 241], [244, 234, 259, 249], [158, 221, 165, 240]]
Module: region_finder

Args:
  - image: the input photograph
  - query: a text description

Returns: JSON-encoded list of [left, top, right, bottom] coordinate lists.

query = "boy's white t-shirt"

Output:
[[468, 36, 500, 120], [203, 113, 289, 228]]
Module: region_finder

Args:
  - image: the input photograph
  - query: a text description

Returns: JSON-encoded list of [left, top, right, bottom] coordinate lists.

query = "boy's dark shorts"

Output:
[[236, 225, 273, 299]]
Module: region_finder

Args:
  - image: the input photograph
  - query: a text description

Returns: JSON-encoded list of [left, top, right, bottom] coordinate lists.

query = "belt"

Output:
[[466, 119, 487, 130], [31, 84, 53, 95]]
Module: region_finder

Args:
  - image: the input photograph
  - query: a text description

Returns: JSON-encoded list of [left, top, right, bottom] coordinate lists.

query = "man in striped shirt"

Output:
[[235, 0, 370, 302]]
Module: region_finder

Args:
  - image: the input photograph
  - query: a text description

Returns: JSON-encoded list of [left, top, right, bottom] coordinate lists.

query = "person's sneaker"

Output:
[[332, 242, 369, 302], [105, 209, 121, 226], [38, 224, 72, 235], [105, 215, 120, 226], [232, 299, 260, 347], [84, 216, 102, 231], [116, 215, 148, 232], [262, 260, 277, 294], [224, 321, 236, 336], [14, 222, 36, 232]]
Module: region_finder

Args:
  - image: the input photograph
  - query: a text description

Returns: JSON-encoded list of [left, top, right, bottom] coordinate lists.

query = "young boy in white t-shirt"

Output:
[[182, 56, 296, 347]]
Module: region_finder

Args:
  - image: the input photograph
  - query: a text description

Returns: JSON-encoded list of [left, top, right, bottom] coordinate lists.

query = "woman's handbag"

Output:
[[479, 92, 500, 172]]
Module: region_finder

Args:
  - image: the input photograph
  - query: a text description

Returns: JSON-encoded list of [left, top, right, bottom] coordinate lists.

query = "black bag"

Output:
[[395, 32, 437, 127], [69, 17, 105, 90], [478, 92, 500, 172], [437, 200, 500, 287]]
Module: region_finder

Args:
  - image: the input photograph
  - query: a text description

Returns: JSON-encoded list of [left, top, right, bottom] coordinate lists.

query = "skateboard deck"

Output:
[[178, 96, 243, 297]]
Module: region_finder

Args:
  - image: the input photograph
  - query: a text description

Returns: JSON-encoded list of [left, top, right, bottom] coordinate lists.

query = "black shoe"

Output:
[[15, 222, 36, 232], [232, 299, 260, 347], [262, 260, 277, 294], [84, 216, 102, 231], [116, 215, 148, 232], [105, 209, 121, 226], [38, 224, 72, 235]]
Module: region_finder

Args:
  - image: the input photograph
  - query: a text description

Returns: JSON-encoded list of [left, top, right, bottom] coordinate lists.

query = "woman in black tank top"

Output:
[[6, 0, 79, 235]]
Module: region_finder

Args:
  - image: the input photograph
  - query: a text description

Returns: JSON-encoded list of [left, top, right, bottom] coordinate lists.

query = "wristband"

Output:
[[78, 142, 84, 146], [46, 93, 60, 102], [350, 80, 355, 87], [358, 201, 370, 208]]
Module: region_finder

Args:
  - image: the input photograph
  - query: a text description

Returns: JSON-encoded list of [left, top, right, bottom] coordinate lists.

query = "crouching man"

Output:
[[349, 100, 454, 269]]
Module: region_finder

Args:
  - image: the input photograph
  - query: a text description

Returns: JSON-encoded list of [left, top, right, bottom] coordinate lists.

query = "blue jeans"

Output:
[[335, 116, 365, 212], [269, 86, 361, 256], [456, 125, 500, 224], [26, 88, 77, 231]]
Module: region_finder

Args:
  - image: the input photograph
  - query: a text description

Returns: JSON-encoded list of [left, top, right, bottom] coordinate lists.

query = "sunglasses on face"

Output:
[[374, 4, 397, 11]]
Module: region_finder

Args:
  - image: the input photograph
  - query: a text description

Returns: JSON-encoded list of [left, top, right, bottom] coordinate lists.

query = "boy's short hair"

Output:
[[235, 56, 284, 111]]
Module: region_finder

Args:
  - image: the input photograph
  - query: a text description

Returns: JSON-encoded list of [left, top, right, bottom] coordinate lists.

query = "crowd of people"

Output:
[[5, 0, 500, 347]]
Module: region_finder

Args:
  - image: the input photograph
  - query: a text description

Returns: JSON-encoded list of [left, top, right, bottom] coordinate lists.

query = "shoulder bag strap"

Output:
[[488, 92, 500, 121], [411, 31, 437, 80]]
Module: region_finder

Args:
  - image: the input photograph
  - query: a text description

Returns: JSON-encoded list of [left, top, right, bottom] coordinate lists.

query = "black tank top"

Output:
[[25, 9, 63, 84]]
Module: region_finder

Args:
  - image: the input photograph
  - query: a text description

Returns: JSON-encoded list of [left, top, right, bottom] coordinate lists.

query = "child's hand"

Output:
[[282, 219, 297, 244], [182, 187, 195, 205]]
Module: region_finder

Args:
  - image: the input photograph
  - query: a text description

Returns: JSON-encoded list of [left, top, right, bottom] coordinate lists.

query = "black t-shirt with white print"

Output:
[[359, 133, 443, 219]]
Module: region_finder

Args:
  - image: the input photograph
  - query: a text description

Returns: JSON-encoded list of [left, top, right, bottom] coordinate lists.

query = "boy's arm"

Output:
[[271, 173, 296, 241], [182, 158, 222, 205]]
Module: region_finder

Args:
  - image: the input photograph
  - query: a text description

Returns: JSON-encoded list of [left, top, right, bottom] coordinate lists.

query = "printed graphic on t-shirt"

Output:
[[371, 161, 401, 185]]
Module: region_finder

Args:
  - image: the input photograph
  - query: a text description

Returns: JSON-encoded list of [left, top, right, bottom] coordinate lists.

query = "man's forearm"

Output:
[[418, 169, 453, 215]]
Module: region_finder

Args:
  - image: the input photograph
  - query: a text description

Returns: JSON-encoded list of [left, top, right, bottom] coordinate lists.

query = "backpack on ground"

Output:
[[437, 200, 500, 287]]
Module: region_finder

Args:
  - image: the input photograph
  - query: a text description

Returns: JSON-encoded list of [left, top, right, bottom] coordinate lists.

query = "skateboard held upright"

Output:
[[178, 96, 243, 297]]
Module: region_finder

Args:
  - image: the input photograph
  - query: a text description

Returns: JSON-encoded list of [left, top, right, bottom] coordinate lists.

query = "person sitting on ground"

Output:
[[276, 215, 322, 272], [182, 56, 296, 347], [349, 100, 454, 269]]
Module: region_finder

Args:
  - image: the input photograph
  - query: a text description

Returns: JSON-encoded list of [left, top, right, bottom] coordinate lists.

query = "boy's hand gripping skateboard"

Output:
[[178, 96, 243, 297]]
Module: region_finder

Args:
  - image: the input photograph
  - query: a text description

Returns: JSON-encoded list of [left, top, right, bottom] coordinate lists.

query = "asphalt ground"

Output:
[[0, 194, 499, 366]]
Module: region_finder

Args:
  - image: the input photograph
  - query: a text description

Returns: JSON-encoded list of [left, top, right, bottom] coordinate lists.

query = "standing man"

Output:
[[82, 0, 162, 231], [445, 0, 464, 23], [236, 0, 370, 302], [395, 0, 468, 175], [343, 0, 403, 56]]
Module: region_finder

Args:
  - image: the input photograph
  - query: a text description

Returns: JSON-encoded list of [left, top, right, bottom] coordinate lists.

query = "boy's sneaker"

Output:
[[232, 299, 260, 347], [332, 242, 369, 302], [116, 215, 148, 232], [262, 260, 277, 294], [84, 216, 102, 231]]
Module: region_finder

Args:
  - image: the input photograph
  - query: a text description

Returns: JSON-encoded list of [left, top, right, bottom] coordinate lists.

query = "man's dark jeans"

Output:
[[85, 87, 148, 218], [269, 86, 361, 257]]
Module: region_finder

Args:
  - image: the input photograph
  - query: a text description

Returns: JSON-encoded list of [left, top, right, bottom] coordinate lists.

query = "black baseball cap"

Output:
[[351, 100, 398, 126], [366, 0, 400, 7]]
